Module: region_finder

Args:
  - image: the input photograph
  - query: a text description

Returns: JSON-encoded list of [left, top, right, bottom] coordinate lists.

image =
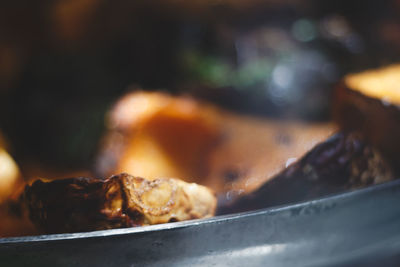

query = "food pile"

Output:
[[1, 64, 400, 236]]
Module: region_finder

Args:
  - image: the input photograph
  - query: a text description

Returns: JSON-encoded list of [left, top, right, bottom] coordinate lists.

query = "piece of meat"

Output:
[[333, 64, 400, 170], [218, 132, 394, 214], [23, 173, 216, 234]]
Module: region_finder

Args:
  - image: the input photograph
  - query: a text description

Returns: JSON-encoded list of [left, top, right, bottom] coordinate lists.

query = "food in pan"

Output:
[[97, 91, 335, 196], [2, 61, 400, 237], [23, 173, 216, 234], [96, 91, 221, 185], [219, 132, 394, 214], [0, 136, 23, 204], [0, 135, 37, 237], [334, 64, 400, 169]]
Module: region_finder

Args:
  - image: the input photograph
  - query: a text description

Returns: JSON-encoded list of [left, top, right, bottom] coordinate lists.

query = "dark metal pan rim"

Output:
[[1, 179, 399, 245]]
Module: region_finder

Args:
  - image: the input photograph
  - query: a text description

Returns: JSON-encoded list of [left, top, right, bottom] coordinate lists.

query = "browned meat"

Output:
[[334, 64, 400, 170], [24, 173, 216, 234], [218, 132, 394, 214]]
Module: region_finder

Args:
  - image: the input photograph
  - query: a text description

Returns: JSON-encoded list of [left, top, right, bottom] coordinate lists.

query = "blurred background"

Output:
[[1, 0, 400, 174]]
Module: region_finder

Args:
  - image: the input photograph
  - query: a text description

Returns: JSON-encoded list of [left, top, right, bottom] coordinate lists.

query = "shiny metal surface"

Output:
[[1, 180, 400, 266]]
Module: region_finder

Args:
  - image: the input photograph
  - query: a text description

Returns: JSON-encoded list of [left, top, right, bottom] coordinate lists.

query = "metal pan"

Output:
[[1, 179, 400, 267]]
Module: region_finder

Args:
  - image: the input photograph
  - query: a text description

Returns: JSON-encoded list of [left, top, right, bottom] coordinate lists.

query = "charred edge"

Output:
[[217, 132, 393, 215]]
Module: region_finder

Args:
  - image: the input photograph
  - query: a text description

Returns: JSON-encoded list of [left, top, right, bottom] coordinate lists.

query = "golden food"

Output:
[[24, 173, 216, 234]]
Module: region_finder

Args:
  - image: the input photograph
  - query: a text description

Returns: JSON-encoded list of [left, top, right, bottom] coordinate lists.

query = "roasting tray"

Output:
[[1, 179, 400, 267]]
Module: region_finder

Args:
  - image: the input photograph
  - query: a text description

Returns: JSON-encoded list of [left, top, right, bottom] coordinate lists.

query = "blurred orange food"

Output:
[[97, 91, 336, 195], [97, 91, 221, 184], [0, 133, 38, 237], [0, 134, 23, 204]]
